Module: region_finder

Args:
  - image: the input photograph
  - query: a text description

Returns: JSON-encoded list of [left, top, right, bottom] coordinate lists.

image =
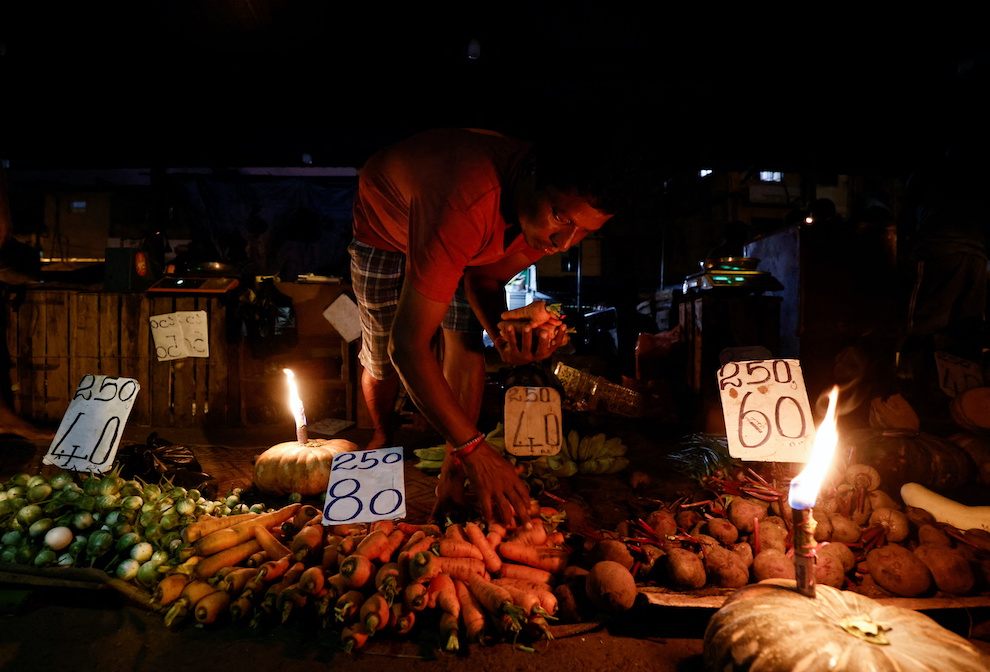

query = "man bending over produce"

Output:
[[350, 128, 633, 527]]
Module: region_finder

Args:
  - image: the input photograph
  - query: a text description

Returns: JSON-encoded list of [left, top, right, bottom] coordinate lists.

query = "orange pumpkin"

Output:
[[253, 438, 359, 495]]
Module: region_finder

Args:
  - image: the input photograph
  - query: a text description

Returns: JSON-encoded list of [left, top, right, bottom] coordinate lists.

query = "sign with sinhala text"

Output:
[[149, 311, 209, 361], [935, 351, 983, 398], [717, 359, 814, 463], [322, 446, 406, 525], [504, 386, 562, 457], [44, 375, 140, 473]]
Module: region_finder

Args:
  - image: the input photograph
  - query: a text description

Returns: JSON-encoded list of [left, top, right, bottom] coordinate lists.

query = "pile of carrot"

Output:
[[151, 503, 573, 653]]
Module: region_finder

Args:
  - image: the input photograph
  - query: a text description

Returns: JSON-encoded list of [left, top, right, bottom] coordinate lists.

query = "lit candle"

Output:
[[284, 368, 308, 444], [788, 385, 840, 597]]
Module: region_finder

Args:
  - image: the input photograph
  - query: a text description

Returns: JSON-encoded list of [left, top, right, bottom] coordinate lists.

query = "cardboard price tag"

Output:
[[322, 446, 406, 525], [504, 386, 562, 457], [149, 310, 209, 361], [44, 374, 140, 473], [935, 351, 983, 398], [717, 359, 814, 462]]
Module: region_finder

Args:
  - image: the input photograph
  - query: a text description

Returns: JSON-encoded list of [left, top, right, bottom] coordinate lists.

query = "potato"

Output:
[[645, 508, 678, 537], [704, 544, 749, 588], [913, 544, 975, 595], [869, 507, 910, 543], [732, 541, 753, 568], [727, 497, 769, 534], [757, 519, 787, 553], [699, 517, 739, 546], [829, 514, 863, 544], [591, 539, 635, 570], [813, 551, 847, 588], [554, 579, 591, 623], [663, 547, 706, 589], [917, 523, 952, 547], [813, 514, 834, 542], [751, 548, 795, 581], [866, 544, 933, 597], [676, 509, 704, 530], [585, 560, 638, 613], [817, 542, 855, 573]]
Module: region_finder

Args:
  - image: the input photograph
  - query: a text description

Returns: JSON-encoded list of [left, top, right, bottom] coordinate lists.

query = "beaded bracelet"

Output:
[[448, 432, 485, 458]]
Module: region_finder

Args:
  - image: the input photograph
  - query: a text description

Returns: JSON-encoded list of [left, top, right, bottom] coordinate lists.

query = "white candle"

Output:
[[284, 368, 309, 444]]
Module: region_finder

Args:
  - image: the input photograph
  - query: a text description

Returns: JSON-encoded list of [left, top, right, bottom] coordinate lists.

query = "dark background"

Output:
[[2, 3, 988, 173]]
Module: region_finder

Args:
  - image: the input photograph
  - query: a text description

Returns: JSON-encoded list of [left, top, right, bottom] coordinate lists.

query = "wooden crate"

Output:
[[4, 285, 356, 430], [4, 289, 239, 429]]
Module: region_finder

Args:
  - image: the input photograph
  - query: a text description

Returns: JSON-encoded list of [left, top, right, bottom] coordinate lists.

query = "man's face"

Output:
[[517, 187, 612, 255]]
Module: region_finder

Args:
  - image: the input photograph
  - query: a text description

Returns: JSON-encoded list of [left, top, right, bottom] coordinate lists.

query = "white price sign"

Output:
[[504, 386, 562, 457], [717, 359, 814, 462], [935, 351, 983, 398], [44, 374, 140, 473], [322, 446, 406, 525], [149, 310, 210, 361]]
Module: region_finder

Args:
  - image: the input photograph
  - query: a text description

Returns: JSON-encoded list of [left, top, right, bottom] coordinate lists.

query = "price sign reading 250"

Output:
[[322, 446, 406, 525], [717, 359, 814, 463], [44, 374, 140, 474]]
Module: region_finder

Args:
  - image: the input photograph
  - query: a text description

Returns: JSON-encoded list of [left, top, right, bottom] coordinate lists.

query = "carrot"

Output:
[[408, 551, 488, 584], [253, 524, 292, 560], [291, 504, 323, 530], [498, 562, 555, 585], [486, 522, 507, 550], [466, 573, 523, 632], [398, 534, 438, 566], [329, 522, 367, 537], [397, 521, 442, 537], [245, 550, 268, 567], [428, 573, 460, 616], [497, 541, 569, 574], [194, 589, 232, 624], [491, 578, 554, 618], [290, 523, 325, 562], [341, 622, 370, 652], [436, 538, 484, 561], [547, 531, 566, 546], [389, 602, 416, 635], [151, 572, 191, 608], [316, 574, 348, 628], [370, 519, 395, 535], [359, 592, 391, 634], [455, 578, 487, 645], [399, 529, 425, 552], [321, 535, 345, 570], [335, 589, 366, 623], [182, 511, 262, 544], [526, 612, 554, 641], [378, 528, 407, 563], [337, 534, 359, 558], [354, 529, 391, 559], [445, 523, 468, 542], [493, 576, 554, 594], [164, 579, 217, 629], [277, 584, 309, 623], [215, 566, 259, 594], [440, 610, 460, 652], [403, 581, 430, 612], [339, 553, 376, 589], [193, 538, 263, 580], [193, 503, 301, 556], [254, 553, 293, 585], [506, 522, 548, 547], [464, 521, 502, 574], [252, 561, 306, 628], [375, 562, 405, 604], [298, 565, 326, 595]]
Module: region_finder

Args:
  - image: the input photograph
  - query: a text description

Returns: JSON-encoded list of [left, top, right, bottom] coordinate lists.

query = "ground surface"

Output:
[[1, 417, 988, 672]]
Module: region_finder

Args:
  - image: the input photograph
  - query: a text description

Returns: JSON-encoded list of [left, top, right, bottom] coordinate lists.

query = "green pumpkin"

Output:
[[704, 579, 990, 671]]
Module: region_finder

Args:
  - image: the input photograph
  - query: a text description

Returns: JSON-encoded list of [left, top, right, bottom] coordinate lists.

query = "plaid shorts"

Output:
[[348, 239, 480, 380]]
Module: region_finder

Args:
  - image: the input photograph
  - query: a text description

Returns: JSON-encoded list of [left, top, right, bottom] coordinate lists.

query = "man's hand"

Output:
[[501, 300, 562, 328], [430, 452, 467, 523], [458, 441, 532, 527]]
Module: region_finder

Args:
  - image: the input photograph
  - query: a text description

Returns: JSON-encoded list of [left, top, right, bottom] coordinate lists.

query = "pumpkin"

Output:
[[846, 428, 974, 495], [950, 387, 990, 431], [253, 438, 359, 495], [868, 394, 920, 431], [949, 432, 990, 484], [703, 579, 990, 672]]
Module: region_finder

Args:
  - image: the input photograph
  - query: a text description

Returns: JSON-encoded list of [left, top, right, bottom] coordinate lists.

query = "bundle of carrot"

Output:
[[151, 504, 576, 653]]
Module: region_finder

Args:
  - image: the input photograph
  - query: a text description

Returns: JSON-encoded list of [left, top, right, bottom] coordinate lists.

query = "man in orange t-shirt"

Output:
[[350, 128, 627, 526]]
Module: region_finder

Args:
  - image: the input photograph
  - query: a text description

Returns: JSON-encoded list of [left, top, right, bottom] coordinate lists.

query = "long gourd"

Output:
[[901, 482, 990, 532]]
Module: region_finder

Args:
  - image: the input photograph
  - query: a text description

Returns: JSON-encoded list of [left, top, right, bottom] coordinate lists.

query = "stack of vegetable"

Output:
[[0, 464, 269, 587], [148, 501, 589, 651]]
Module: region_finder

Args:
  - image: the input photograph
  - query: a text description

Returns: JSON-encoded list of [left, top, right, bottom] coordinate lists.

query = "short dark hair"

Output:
[[530, 132, 643, 216]]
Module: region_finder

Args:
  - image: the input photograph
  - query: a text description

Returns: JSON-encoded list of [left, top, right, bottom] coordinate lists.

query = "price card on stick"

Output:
[[322, 446, 406, 525], [504, 386, 562, 457], [935, 351, 983, 398], [44, 374, 140, 473], [717, 359, 814, 463], [149, 310, 209, 361]]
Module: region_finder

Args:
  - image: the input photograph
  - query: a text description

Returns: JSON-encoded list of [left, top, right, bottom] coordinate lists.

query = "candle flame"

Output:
[[283, 368, 307, 430], [789, 385, 840, 510]]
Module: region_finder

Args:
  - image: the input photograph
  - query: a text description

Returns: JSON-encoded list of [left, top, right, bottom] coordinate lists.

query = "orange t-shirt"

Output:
[[352, 128, 543, 303]]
